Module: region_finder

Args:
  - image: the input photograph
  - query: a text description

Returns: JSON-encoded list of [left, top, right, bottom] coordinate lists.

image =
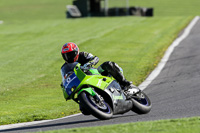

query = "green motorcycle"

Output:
[[61, 62, 152, 120]]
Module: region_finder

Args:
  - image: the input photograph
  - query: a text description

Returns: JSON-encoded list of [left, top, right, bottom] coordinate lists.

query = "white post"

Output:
[[104, 0, 109, 16], [126, 0, 129, 15]]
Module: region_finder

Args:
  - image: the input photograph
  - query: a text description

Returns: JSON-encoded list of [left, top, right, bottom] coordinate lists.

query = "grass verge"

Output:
[[36, 117, 200, 133]]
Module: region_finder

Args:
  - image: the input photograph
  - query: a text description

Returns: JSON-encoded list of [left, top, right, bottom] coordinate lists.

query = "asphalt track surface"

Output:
[[1, 18, 200, 133]]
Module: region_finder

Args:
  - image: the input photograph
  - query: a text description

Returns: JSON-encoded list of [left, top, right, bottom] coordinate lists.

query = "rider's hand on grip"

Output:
[[81, 62, 91, 70]]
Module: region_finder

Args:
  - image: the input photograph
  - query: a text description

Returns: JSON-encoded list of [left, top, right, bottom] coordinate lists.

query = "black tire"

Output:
[[79, 105, 91, 115], [78, 91, 113, 120], [131, 91, 152, 114]]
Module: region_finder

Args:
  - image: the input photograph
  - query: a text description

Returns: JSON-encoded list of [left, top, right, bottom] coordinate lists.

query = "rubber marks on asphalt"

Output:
[[139, 16, 200, 90]]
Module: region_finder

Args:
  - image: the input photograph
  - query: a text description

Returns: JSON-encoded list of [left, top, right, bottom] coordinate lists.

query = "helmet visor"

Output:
[[63, 51, 77, 63]]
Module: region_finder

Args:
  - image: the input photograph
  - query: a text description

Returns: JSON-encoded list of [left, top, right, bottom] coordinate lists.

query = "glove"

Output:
[[81, 62, 91, 70]]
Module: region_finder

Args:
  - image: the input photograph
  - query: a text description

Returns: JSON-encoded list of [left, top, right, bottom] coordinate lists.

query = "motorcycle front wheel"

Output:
[[131, 91, 152, 114], [78, 91, 113, 120]]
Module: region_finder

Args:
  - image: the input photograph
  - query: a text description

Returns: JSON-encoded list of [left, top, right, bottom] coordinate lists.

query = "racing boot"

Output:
[[122, 81, 141, 99], [109, 68, 140, 97]]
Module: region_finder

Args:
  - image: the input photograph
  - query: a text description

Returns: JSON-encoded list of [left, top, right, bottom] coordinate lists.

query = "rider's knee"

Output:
[[101, 61, 114, 72]]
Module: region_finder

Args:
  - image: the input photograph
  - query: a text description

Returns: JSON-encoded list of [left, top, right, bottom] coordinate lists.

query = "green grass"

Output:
[[36, 117, 200, 133], [0, 0, 198, 126], [0, 0, 71, 21]]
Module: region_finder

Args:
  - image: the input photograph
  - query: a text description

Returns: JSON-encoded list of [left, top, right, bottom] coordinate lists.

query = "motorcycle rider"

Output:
[[61, 42, 137, 96]]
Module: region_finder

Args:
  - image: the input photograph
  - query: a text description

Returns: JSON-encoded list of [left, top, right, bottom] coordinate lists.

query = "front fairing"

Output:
[[61, 63, 113, 100], [74, 64, 113, 90]]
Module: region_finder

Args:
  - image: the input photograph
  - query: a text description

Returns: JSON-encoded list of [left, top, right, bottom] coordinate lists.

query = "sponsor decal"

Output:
[[113, 95, 123, 100], [64, 73, 80, 95], [63, 48, 69, 52], [97, 79, 102, 87]]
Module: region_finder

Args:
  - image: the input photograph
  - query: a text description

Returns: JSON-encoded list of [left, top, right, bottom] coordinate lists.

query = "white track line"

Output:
[[0, 113, 81, 130], [0, 20, 3, 24], [0, 16, 199, 131], [139, 16, 200, 90]]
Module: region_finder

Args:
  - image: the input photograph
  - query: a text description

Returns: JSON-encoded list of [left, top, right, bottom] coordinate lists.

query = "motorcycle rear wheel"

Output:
[[78, 91, 113, 120], [131, 91, 152, 114]]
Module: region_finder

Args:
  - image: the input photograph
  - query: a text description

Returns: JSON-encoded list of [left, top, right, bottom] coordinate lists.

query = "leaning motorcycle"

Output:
[[61, 63, 152, 120]]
